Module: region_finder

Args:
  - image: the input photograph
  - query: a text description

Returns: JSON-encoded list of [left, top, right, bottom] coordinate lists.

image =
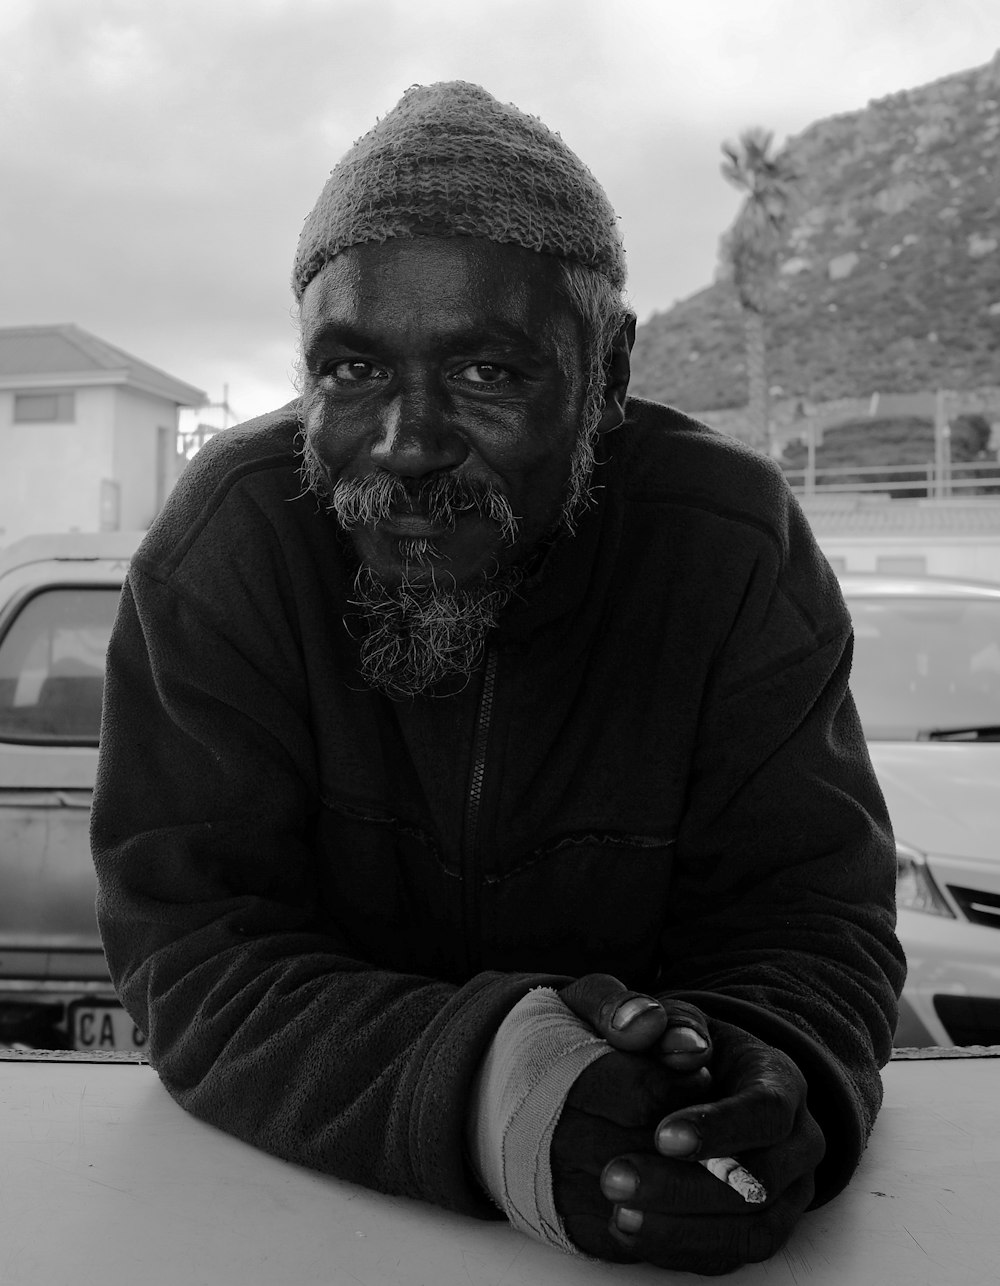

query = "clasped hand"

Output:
[[551, 974, 825, 1275]]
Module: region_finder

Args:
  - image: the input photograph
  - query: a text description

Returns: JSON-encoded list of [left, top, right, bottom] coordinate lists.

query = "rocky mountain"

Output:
[[629, 54, 1000, 416]]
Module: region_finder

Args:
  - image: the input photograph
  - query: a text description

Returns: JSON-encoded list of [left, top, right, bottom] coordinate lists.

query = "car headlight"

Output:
[[896, 841, 955, 917]]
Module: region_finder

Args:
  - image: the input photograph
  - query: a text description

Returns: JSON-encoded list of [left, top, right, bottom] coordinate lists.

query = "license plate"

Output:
[[70, 1003, 147, 1053]]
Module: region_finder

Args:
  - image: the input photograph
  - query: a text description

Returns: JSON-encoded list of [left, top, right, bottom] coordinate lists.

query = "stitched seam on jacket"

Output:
[[485, 831, 677, 885], [320, 796, 458, 879]]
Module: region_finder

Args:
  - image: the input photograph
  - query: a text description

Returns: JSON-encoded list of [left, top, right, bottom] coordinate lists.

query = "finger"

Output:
[[558, 1205, 640, 1264], [562, 1051, 712, 1130], [552, 1115, 650, 1263], [600, 1151, 753, 1218], [607, 1174, 814, 1276], [553, 1056, 717, 1206], [652, 1108, 825, 1219], [655, 1089, 793, 1161], [655, 1044, 809, 1159], [552, 1101, 662, 1182], [656, 1000, 712, 1073], [559, 974, 668, 1052], [557, 1124, 817, 1267]]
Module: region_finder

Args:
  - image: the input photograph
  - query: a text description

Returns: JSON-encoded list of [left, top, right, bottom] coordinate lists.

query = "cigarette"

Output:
[[699, 1156, 768, 1204]]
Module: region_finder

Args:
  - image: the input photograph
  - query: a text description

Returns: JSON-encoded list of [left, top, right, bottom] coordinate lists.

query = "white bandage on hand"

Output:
[[466, 986, 611, 1255]]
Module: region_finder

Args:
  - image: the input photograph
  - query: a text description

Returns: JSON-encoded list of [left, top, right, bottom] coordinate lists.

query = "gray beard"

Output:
[[296, 383, 602, 699], [346, 562, 524, 699]]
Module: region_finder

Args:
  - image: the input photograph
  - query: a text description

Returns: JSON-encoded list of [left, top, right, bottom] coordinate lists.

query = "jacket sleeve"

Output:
[[91, 565, 555, 1215], [655, 495, 906, 1207]]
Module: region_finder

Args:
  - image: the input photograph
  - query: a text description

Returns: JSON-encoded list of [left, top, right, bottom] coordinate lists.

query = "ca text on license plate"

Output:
[[71, 1003, 147, 1052]]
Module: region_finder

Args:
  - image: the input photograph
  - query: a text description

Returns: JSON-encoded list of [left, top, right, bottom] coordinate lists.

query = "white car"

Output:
[[842, 573, 1000, 1047]]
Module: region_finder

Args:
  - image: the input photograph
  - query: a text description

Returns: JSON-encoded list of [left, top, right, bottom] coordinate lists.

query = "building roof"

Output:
[[802, 497, 1000, 536], [0, 323, 205, 407]]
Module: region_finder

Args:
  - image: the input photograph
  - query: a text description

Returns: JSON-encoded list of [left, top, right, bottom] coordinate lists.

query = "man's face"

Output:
[[298, 236, 592, 589]]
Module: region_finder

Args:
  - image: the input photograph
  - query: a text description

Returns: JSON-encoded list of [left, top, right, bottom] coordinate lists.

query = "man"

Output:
[[92, 81, 904, 1275]]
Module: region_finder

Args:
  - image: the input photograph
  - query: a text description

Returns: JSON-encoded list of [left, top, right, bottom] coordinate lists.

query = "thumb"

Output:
[[560, 977, 713, 1072], [559, 974, 668, 1052]]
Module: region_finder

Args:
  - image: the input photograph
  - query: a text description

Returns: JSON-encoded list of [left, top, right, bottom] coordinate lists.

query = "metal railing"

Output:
[[176, 425, 219, 462], [782, 458, 1000, 499]]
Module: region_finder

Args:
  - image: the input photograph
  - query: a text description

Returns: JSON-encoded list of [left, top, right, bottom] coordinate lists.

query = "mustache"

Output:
[[328, 471, 520, 546]]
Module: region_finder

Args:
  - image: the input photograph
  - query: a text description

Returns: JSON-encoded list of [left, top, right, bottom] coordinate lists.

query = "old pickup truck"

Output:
[[0, 531, 143, 1051]]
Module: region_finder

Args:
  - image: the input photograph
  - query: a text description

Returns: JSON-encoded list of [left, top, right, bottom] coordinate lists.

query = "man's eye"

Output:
[[454, 363, 511, 387], [331, 360, 389, 383]]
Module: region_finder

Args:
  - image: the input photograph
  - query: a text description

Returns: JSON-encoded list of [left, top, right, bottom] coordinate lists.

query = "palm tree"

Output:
[[720, 129, 798, 455]]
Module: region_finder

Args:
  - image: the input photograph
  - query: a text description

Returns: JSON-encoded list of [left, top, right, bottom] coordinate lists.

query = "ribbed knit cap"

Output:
[[292, 81, 626, 299]]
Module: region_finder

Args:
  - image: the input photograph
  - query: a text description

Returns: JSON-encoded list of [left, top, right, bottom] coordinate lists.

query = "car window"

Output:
[[847, 595, 1000, 738], [0, 587, 120, 744]]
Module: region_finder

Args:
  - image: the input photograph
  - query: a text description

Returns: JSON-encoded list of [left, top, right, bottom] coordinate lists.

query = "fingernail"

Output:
[[656, 1120, 701, 1156], [614, 1206, 643, 1235], [661, 1026, 709, 1053], [611, 996, 660, 1030], [601, 1160, 639, 1201]]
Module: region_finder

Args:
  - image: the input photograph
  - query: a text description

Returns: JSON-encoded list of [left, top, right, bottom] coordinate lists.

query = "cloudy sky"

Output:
[[3, 0, 998, 424]]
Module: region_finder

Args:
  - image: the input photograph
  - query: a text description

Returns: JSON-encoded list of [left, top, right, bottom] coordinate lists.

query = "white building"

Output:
[[803, 497, 1000, 584], [0, 324, 205, 548]]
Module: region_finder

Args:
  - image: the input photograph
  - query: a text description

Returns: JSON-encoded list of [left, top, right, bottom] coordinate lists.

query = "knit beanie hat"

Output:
[[292, 81, 626, 299]]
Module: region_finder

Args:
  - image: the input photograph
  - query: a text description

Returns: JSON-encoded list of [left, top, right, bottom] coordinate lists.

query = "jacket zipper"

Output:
[[462, 647, 498, 974]]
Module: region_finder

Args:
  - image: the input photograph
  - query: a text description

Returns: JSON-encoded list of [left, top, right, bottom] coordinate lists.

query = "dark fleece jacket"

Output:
[[91, 396, 905, 1219]]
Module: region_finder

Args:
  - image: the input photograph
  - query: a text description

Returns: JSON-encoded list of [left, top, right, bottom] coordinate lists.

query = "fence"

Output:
[[782, 458, 1000, 499]]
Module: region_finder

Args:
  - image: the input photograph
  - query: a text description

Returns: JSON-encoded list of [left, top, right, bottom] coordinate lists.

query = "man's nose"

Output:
[[370, 382, 467, 477]]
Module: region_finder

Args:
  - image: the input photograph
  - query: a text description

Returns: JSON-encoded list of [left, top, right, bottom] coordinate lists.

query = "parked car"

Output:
[[842, 573, 1000, 1047], [0, 532, 144, 1051], [2, 539, 998, 1051]]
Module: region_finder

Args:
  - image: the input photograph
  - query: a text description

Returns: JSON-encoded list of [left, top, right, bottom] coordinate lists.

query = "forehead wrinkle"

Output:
[[306, 316, 544, 355], [298, 239, 587, 380], [302, 311, 581, 381]]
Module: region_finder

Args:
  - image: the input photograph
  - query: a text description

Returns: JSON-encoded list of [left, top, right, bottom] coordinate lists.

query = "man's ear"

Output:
[[594, 313, 636, 435]]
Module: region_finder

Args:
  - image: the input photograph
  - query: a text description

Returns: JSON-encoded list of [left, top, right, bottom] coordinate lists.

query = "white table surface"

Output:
[[0, 1050, 997, 1286]]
